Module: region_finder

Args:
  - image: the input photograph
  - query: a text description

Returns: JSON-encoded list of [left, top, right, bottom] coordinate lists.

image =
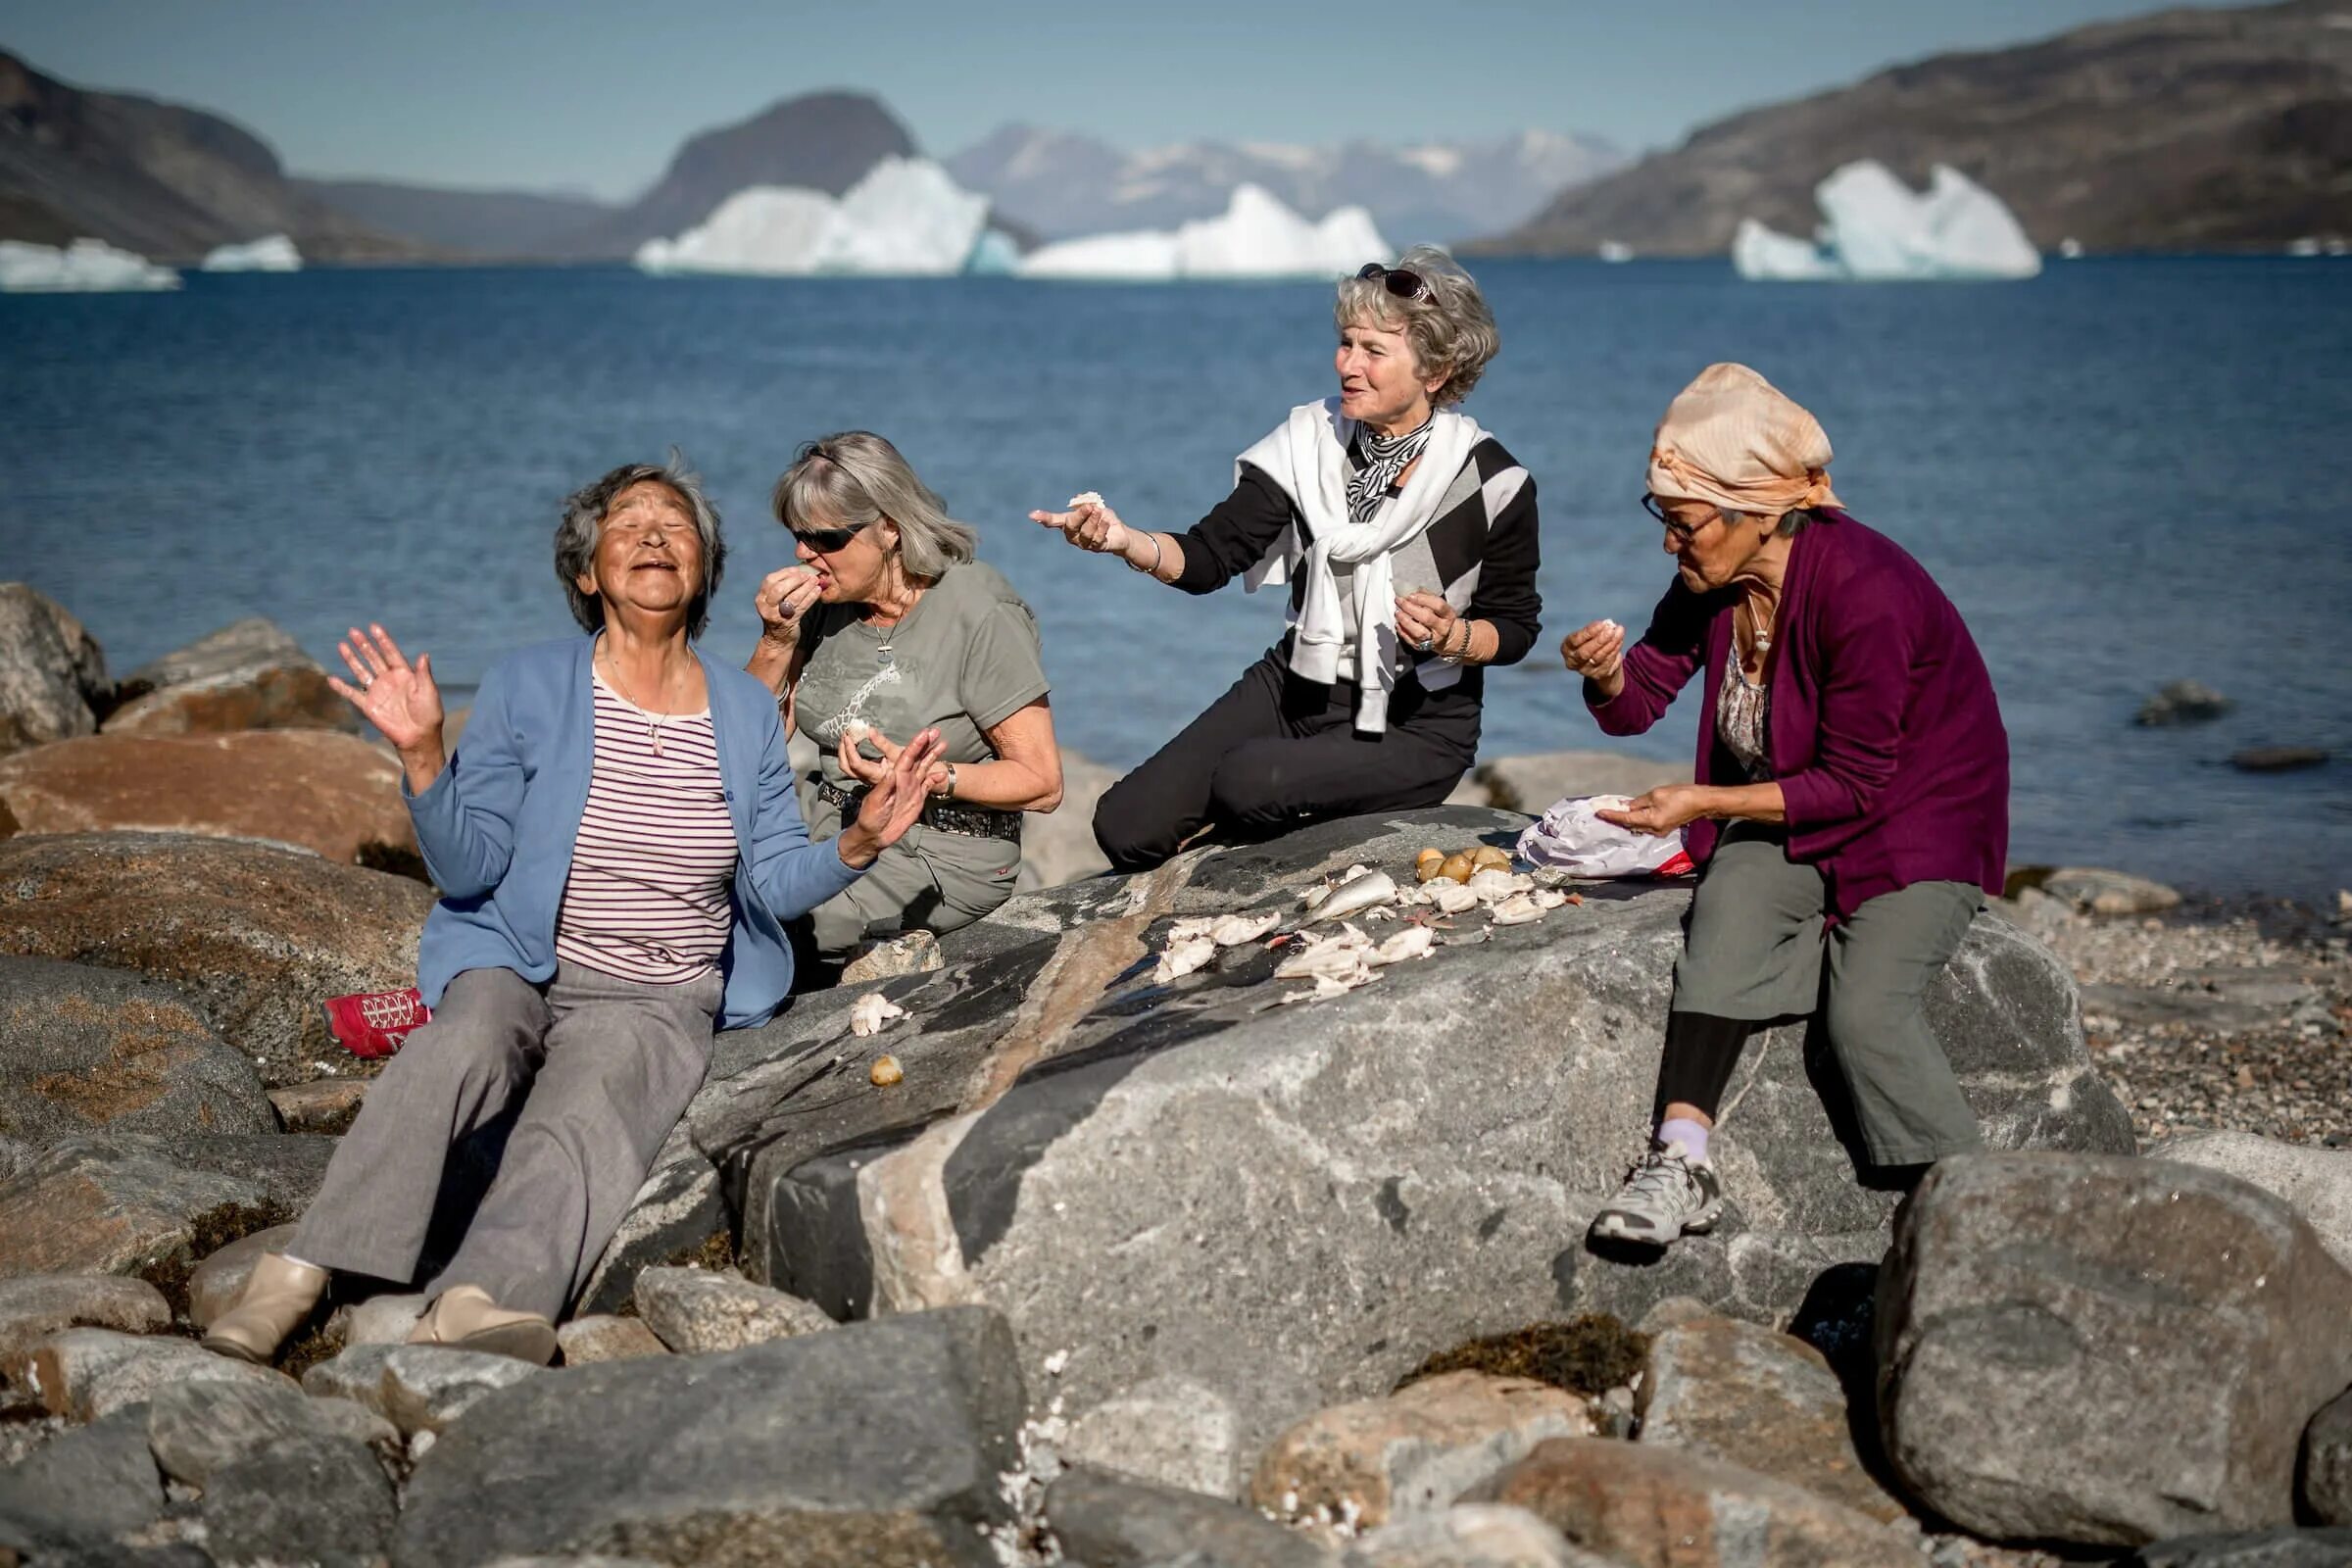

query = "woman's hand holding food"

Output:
[[1030, 492, 1131, 557], [754, 565, 823, 649], [1560, 619, 1628, 699]]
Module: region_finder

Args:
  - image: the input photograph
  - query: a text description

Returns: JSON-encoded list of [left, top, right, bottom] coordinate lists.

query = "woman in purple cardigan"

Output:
[[1561, 363, 2009, 1249]]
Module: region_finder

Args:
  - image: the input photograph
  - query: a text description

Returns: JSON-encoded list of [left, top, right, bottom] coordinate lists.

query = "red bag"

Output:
[[321, 987, 430, 1059]]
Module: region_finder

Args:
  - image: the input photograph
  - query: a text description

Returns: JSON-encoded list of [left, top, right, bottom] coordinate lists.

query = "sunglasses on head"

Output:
[[1356, 262, 1432, 303], [790, 518, 871, 554]]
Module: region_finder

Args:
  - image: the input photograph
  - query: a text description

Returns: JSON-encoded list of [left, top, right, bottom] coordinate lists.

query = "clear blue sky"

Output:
[[10, 0, 2275, 201]]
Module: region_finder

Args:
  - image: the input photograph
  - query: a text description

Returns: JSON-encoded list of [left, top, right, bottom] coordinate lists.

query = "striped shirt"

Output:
[[553, 672, 737, 985]]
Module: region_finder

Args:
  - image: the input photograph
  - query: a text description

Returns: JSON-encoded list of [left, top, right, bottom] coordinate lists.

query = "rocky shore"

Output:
[[4, 583, 2349, 1568]]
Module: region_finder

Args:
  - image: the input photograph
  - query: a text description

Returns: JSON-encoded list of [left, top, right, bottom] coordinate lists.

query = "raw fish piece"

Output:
[[1067, 490, 1105, 509], [1166, 916, 1218, 945], [1466, 868, 1533, 904], [1490, 893, 1546, 926], [1154, 935, 1217, 984], [1210, 910, 1280, 947], [850, 992, 906, 1037], [1432, 882, 1480, 915], [1371, 926, 1436, 965], [1308, 869, 1398, 923]]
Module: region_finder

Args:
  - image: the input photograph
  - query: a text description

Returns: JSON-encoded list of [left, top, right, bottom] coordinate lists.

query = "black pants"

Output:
[[1095, 648, 1480, 871]]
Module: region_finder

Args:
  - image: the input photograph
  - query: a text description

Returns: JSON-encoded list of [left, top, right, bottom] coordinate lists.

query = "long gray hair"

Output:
[[555, 456, 727, 639], [772, 431, 977, 580]]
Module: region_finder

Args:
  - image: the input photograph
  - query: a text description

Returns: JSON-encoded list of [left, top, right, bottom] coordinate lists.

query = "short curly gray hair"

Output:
[[554, 456, 727, 640], [1333, 244, 1500, 407]]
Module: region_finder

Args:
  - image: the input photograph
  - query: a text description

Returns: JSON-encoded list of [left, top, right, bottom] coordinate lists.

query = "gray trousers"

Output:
[[290, 961, 720, 1320], [1671, 826, 1985, 1165]]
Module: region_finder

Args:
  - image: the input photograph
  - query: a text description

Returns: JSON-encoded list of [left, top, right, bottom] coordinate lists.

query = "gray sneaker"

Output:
[[1590, 1139, 1723, 1247]]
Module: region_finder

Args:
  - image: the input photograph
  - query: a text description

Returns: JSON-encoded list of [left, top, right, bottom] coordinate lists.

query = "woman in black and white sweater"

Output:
[[1030, 245, 1543, 869]]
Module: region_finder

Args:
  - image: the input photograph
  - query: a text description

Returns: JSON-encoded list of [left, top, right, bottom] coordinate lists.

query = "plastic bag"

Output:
[[1515, 794, 1694, 880]]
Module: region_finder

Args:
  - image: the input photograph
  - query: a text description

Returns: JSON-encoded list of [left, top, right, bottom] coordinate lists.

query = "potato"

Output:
[[1414, 848, 1446, 883], [1437, 852, 1476, 884], [1470, 845, 1513, 873]]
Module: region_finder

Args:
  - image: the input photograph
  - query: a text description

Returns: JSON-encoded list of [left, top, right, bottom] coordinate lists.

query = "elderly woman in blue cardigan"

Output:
[[204, 459, 942, 1365]]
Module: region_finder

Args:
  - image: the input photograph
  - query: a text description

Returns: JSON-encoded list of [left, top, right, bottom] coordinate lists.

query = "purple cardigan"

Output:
[[1588, 512, 2008, 919]]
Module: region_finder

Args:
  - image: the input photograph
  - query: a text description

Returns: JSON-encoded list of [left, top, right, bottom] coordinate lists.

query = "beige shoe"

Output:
[[201, 1253, 328, 1364], [409, 1284, 558, 1365]]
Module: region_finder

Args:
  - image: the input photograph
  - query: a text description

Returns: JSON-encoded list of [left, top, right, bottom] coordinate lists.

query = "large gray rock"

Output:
[[1045, 1464, 1335, 1568], [378, 1345, 545, 1435], [631, 1264, 833, 1353], [0, 1131, 331, 1279], [1345, 1504, 1611, 1567], [0, 1275, 171, 1355], [2151, 1131, 2352, 1273], [0, 583, 105, 758], [702, 808, 2131, 1494], [0, 1404, 163, 1556], [1468, 750, 1688, 814], [1877, 1152, 2352, 1546], [104, 616, 354, 737], [4, 1328, 296, 1422], [0, 831, 433, 1088], [147, 1375, 395, 1487], [2305, 1391, 2352, 1527], [2129, 1530, 2352, 1567], [573, 1124, 725, 1316], [201, 1430, 398, 1568], [393, 1305, 1025, 1567], [0, 956, 275, 1146], [2042, 866, 2182, 916]]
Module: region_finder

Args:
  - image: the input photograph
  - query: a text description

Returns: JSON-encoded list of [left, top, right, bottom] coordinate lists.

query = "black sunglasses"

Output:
[[791, 518, 872, 554], [1642, 492, 1714, 546], [1356, 262, 1432, 303]]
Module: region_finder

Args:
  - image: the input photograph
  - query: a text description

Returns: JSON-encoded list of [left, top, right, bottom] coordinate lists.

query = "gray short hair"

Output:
[[1721, 506, 1823, 539], [1334, 244, 1500, 407], [772, 431, 976, 581], [555, 456, 727, 639]]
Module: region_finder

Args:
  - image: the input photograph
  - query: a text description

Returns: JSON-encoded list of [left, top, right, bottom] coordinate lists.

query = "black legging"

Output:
[[1094, 648, 1479, 872], [1651, 1011, 1756, 1124]]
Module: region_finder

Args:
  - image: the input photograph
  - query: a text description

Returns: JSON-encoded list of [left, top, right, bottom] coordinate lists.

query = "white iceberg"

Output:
[[635, 157, 991, 277], [0, 237, 180, 292], [1019, 183, 1390, 281], [1732, 160, 2040, 282], [966, 228, 1023, 275], [200, 234, 303, 271]]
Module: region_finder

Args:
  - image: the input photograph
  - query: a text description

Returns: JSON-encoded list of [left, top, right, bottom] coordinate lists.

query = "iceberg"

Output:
[[0, 237, 180, 292], [1019, 183, 1390, 281], [200, 234, 303, 271], [634, 157, 990, 277], [965, 228, 1023, 275], [1732, 160, 2040, 282]]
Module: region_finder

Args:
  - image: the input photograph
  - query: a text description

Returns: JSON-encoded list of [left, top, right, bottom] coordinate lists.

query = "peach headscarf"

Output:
[[1646, 363, 1841, 518]]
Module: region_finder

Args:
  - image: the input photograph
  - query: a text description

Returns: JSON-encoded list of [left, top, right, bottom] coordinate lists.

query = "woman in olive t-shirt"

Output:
[[746, 432, 1063, 960]]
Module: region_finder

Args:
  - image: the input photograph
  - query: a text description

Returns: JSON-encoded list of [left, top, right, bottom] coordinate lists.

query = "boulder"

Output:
[[327, 1292, 428, 1348], [1876, 1152, 2352, 1545], [1015, 749, 1120, 893], [103, 617, 352, 737], [0, 832, 434, 1088], [0, 957, 274, 1146], [2041, 866, 2182, 916], [0, 584, 105, 758], [1469, 751, 1688, 814], [1249, 1371, 1591, 1529], [2136, 680, 2234, 726], [631, 1265, 833, 1354], [0, 1132, 329, 1279], [1470, 1436, 1918, 1568], [392, 1305, 1025, 1568], [702, 808, 2130, 1494], [2230, 747, 2329, 773], [2303, 1390, 2352, 1527], [146, 1376, 395, 1488], [1637, 1311, 1903, 1523], [0, 1405, 163, 1556], [2150, 1132, 2352, 1272], [4, 1327, 295, 1422], [302, 1343, 396, 1403], [378, 1345, 545, 1436], [555, 1315, 666, 1366], [200, 1430, 398, 1568], [1344, 1504, 1616, 1568], [1045, 1464, 1334, 1567], [2127, 1530, 2352, 1567], [267, 1077, 368, 1135], [0, 730, 415, 863], [572, 1125, 726, 1315], [0, 1276, 171, 1357]]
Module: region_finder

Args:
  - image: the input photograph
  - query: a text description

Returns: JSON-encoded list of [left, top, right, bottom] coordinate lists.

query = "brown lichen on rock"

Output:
[[1397, 1314, 1650, 1399]]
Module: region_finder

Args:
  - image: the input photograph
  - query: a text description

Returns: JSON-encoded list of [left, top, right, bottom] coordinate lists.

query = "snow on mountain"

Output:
[[1732, 160, 2042, 281], [0, 237, 180, 291], [950, 124, 1621, 244], [634, 157, 990, 277], [201, 234, 302, 271], [1018, 184, 1389, 281]]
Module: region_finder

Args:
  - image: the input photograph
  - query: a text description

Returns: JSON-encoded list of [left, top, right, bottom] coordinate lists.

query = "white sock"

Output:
[[1657, 1117, 1711, 1164]]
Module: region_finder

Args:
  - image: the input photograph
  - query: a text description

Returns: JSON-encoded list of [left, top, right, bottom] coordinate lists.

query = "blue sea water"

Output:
[[5, 258, 2348, 901]]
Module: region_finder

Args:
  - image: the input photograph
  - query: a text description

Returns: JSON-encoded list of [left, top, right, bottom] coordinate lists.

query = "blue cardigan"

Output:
[[405, 636, 862, 1029]]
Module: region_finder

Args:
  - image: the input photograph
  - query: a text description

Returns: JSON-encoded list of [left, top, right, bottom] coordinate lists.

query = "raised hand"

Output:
[[755, 565, 823, 648], [329, 624, 444, 755], [1028, 498, 1131, 557], [839, 726, 950, 796], [1560, 619, 1627, 695], [836, 728, 948, 867]]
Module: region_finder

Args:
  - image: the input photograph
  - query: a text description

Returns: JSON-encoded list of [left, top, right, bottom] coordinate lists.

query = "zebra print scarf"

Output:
[[1346, 416, 1434, 527]]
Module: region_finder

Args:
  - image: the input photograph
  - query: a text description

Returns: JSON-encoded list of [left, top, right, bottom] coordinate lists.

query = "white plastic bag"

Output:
[[1515, 794, 1694, 880]]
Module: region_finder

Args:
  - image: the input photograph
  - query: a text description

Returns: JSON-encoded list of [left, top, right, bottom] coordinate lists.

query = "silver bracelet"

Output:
[[1125, 532, 1163, 577], [1440, 618, 1475, 665], [932, 761, 957, 801]]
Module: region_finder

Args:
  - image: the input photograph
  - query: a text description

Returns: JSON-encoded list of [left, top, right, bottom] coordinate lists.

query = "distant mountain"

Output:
[[289, 177, 613, 260], [0, 50, 418, 262], [1476, 0, 2352, 257], [550, 91, 918, 259], [949, 124, 1624, 244]]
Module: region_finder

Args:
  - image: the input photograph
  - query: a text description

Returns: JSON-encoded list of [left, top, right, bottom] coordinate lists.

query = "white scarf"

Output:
[[1236, 398, 1484, 733]]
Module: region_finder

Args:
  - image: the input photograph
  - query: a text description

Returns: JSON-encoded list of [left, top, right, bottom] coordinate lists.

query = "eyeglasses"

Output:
[[790, 519, 870, 554], [1642, 493, 1717, 547], [1356, 262, 1431, 303]]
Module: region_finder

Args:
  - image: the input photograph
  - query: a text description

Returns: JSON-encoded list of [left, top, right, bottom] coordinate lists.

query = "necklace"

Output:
[[599, 643, 693, 758], [1740, 591, 1778, 660]]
